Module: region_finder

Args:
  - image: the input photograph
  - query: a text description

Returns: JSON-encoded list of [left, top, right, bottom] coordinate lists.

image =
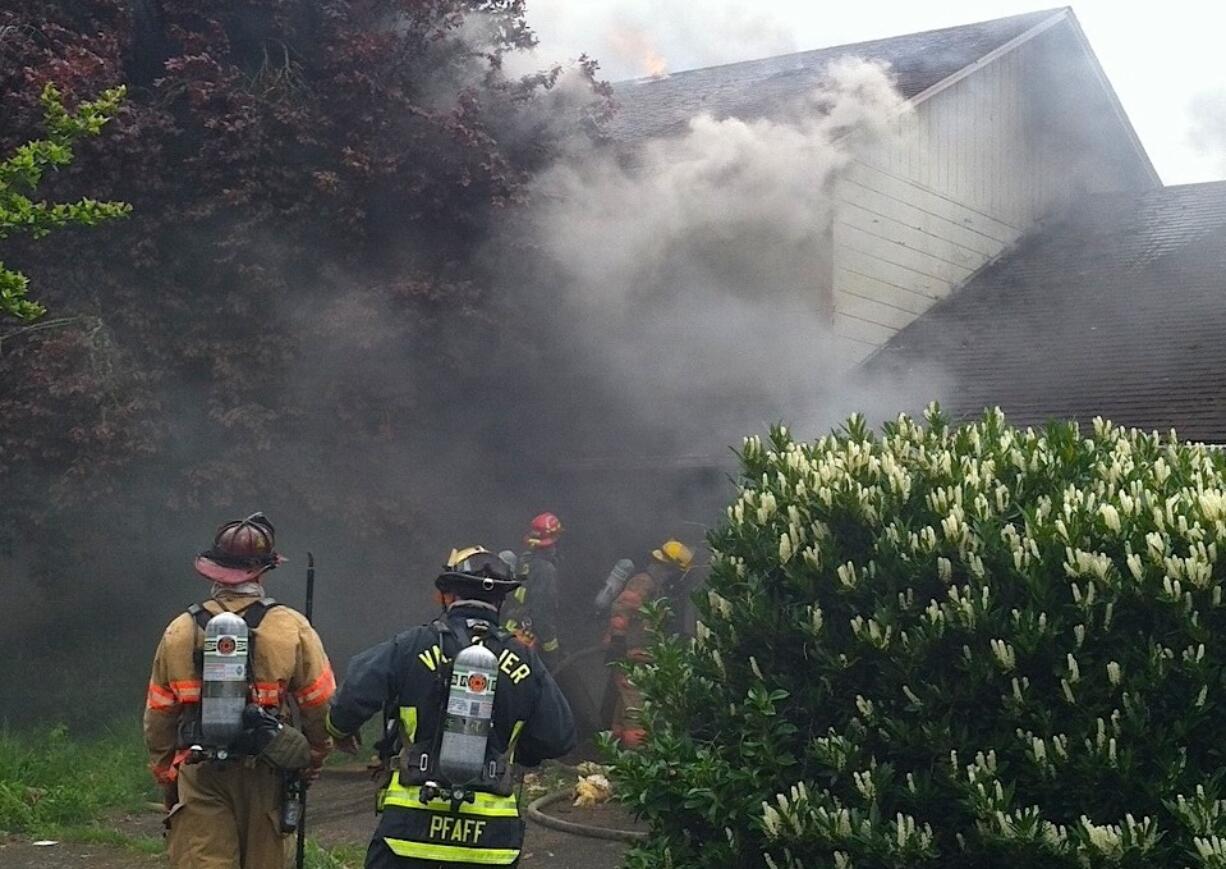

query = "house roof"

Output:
[[869, 181, 1226, 441], [607, 8, 1067, 143]]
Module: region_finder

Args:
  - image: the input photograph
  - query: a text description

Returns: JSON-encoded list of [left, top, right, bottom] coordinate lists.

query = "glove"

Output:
[[541, 645, 561, 672], [234, 705, 311, 770], [231, 704, 281, 755], [261, 724, 312, 770], [303, 747, 328, 784]]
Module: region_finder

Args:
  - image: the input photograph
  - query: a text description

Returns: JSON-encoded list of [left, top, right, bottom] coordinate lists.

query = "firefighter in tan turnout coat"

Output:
[[144, 513, 335, 868]]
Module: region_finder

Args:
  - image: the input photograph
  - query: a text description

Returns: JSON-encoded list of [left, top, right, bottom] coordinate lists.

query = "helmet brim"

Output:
[[652, 549, 693, 571], [195, 554, 286, 586], [435, 571, 522, 598]]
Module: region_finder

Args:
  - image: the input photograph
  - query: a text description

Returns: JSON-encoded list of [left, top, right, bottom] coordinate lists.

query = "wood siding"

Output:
[[830, 24, 1151, 365]]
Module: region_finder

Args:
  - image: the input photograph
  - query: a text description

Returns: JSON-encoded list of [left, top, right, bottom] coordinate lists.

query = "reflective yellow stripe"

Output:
[[324, 710, 349, 741], [383, 837, 519, 865], [399, 706, 418, 743], [503, 618, 519, 630], [507, 721, 525, 764], [383, 774, 519, 817], [541, 638, 560, 652]]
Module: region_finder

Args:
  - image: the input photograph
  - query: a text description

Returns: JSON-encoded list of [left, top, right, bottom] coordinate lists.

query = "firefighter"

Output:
[[143, 513, 335, 869], [327, 546, 576, 868], [501, 513, 563, 670], [604, 539, 694, 748]]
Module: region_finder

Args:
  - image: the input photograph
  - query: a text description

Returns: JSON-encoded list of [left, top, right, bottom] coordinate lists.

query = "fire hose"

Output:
[[527, 644, 649, 842], [551, 643, 606, 679], [526, 788, 648, 843]]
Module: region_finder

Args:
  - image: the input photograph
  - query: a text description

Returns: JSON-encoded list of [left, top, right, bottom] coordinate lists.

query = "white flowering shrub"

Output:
[[607, 407, 1226, 868]]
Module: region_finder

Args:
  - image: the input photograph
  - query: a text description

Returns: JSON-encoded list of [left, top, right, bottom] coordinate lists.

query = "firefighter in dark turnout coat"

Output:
[[327, 547, 576, 868], [501, 513, 564, 669]]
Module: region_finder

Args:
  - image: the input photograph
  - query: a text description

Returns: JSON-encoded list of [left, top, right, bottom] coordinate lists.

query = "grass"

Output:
[[0, 722, 581, 865], [0, 722, 377, 863], [323, 716, 384, 768], [304, 840, 368, 868], [0, 722, 158, 839]]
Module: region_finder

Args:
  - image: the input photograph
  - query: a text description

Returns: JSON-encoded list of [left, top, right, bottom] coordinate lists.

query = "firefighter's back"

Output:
[[153, 595, 332, 715], [343, 612, 574, 867], [143, 514, 335, 869], [327, 545, 576, 868]]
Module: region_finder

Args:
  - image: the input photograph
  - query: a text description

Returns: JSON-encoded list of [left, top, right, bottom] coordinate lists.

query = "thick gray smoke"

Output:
[[528, 58, 915, 455], [2, 35, 925, 733], [1188, 88, 1226, 176]]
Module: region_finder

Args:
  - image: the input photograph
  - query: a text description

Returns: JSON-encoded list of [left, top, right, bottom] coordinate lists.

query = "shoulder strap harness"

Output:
[[177, 598, 280, 750], [188, 597, 280, 691], [397, 616, 521, 797]]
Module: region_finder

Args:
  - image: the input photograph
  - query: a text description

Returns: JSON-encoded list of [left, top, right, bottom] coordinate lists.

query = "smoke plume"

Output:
[[524, 58, 913, 457], [1188, 88, 1226, 176]]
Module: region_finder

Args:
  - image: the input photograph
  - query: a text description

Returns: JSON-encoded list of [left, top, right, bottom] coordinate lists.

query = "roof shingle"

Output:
[[871, 182, 1226, 441]]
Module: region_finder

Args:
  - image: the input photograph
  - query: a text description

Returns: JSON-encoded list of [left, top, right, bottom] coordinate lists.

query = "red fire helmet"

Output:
[[525, 512, 564, 549]]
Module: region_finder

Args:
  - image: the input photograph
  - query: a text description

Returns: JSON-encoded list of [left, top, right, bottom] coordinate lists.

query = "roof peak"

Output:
[[1063, 180, 1226, 208], [1160, 179, 1226, 191], [607, 8, 1083, 144], [615, 7, 1069, 86]]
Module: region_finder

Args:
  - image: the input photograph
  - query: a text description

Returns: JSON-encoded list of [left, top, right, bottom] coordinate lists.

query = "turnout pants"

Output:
[[166, 759, 291, 869], [610, 670, 646, 748]]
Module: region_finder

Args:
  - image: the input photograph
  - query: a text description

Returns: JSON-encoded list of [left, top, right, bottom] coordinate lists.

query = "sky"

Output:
[[521, 0, 1226, 185]]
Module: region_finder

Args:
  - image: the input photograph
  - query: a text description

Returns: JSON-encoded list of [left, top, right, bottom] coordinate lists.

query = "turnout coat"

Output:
[[327, 603, 576, 865]]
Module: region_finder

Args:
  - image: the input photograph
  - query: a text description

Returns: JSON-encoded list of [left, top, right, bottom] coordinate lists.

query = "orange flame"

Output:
[[608, 25, 669, 79]]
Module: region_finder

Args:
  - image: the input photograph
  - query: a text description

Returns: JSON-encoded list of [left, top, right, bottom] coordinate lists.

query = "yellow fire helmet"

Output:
[[446, 546, 496, 573], [652, 539, 695, 571]]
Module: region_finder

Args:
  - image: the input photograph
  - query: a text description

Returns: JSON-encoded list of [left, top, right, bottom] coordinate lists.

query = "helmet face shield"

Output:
[[449, 550, 511, 582], [438, 545, 521, 600], [244, 512, 275, 538]]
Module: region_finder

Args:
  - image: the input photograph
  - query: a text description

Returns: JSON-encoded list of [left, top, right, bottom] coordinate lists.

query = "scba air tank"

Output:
[[201, 611, 250, 747], [438, 642, 500, 786], [594, 559, 636, 614]]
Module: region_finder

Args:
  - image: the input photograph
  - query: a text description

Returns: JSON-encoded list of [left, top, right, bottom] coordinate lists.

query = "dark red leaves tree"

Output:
[[0, 0, 611, 721], [0, 0, 609, 517]]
